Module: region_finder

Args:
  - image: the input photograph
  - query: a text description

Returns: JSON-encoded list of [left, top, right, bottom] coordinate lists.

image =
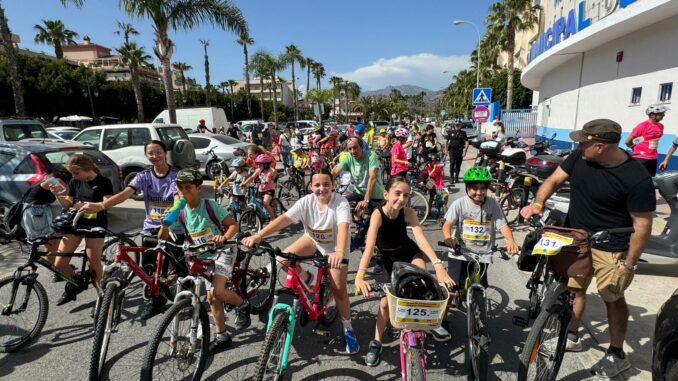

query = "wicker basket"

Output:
[[384, 284, 450, 330]]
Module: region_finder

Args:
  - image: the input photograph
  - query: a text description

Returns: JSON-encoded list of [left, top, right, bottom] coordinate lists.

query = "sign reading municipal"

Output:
[[472, 105, 490, 123], [472, 88, 492, 106]]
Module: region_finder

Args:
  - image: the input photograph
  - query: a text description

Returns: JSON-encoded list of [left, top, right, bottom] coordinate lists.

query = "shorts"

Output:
[[567, 248, 634, 303], [447, 258, 489, 288], [392, 169, 408, 178], [259, 189, 275, 197], [635, 158, 657, 177], [66, 218, 107, 238], [380, 248, 425, 276], [213, 248, 237, 278]]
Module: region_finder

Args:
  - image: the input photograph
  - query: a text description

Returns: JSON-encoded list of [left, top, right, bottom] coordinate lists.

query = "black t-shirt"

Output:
[[446, 130, 468, 151], [227, 126, 239, 139], [68, 174, 114, 227], [25, 185, 56, 205], [560, 149, 655, 251], [422, 133, 437, 150]]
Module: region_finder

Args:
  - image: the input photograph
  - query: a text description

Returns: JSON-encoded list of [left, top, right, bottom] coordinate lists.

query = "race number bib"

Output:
[[394, 300, 441, 323], [425, 140, 433, 148], [462, 219, 491, 242], [190, 228, 215, 245], [148, 201, 171, 221], [649, 139, 659, 150], [307, 227, 334, 246], [532, 232, 574, 256]]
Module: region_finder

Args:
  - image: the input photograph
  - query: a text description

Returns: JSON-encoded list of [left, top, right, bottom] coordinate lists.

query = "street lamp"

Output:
[[82, 80, 98, 120], [453, 19, 481, 89]]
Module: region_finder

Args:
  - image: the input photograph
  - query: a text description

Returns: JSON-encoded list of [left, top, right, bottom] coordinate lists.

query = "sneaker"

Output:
[[344, 329, 360, 354], [365, 340, 382, 366], [140, 297, 167, 320], [56, 288, 77, 306], [234, 300, 251, 330], [591, 352, 631, 378], [542, 335, 584, 352], [207, 334, 232, 356], [430, 321, 452, 342], [373, 261, 384, 274]]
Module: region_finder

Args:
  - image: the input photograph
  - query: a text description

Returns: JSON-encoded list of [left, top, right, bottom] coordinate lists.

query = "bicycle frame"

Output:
[[399, 329, 427, 381]]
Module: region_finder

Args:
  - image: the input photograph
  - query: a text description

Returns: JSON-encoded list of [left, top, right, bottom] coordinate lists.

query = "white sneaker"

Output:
[[542, 336, 584, 352], [590, 353, 631, 378], [430, 324, 452, 342]]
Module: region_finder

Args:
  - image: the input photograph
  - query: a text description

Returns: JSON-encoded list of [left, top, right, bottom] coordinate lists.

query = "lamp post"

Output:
[[82, 80, 98, 120], [453, 19, 481, 89]]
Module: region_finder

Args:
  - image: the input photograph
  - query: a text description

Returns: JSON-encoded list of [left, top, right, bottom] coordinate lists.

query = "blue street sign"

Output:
[[472, 88, 492, 106]]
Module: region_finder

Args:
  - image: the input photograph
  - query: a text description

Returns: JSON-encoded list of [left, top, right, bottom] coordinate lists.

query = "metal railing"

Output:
[[500, 108, 538, 138]]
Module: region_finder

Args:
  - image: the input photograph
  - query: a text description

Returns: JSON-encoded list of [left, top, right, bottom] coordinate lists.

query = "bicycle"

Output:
[[140, 237, 277, 381], [403, 166, 431, 225], [277, 165, 305, 209], [253, 244, 345, 381], [0, 217, 134, 353], [517, 223, 634, 381], [439, 241, 511, 381], [239, 185, 286, 232], [377, 148, 392, 184]]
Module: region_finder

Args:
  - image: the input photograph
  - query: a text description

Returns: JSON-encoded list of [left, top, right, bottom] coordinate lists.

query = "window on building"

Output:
[[660, 83, 673, 102], [631, 87, 642, 105]]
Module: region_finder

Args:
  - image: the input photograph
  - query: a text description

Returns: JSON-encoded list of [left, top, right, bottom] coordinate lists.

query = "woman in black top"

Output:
[[51, 154, 113, 305]]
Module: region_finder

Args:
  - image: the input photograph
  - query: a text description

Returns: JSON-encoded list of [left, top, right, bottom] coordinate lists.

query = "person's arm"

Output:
[[212, 215, 239, 245], [362, 167, 378, 210], [520, 167, 569, 219], [659, 143, 678, 171], [443, 137, 449, 153], [80, 187, 135, 213], [624, 134, 636, 149], [405, 208, 454, 289], [241, 170, 258, 185], [623, 211, 653, 268], [354, 210, 382, 297], [327, 222, 349, 268], [499, 224, 519, 255]]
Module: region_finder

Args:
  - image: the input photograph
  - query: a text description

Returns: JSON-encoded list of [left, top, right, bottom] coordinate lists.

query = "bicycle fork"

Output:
[[399, 330, 426, 381], [2, 274, 37, 316], [467, 284, 491, 351], [265, 293, 298, 375], [169, 276, 203, 358]]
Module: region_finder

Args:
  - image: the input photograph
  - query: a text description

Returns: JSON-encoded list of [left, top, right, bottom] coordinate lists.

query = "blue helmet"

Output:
[[355, 124, 366, 133]]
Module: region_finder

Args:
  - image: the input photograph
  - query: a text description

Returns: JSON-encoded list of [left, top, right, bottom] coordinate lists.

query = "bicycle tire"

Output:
[[0, 274, 48, 353], [403, 333, 426, 381], [318, 278, 337, 326], [88, 282, 120, 381], [255, 310, 290, 381], [241, 250, 277, 314], [271, 197, 286, 217], [518, 302, 568, 381], [408, 190, 430, 225], [277, 181, 301, 209], [239, 210, 262, 233], [527, 260, 547, 320], [467, 288, 489, 381], [214, 179, 224, 205], [500, 188, 524, 226], [140, 298, 210, 381], [102, 236, 139, 283]]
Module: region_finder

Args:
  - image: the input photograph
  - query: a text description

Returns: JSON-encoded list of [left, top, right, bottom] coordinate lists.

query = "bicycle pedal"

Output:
[[512, 316, 528, 327]]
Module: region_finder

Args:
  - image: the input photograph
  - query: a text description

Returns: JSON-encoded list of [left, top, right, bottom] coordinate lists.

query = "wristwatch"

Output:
[[619, 260, 637, 271]]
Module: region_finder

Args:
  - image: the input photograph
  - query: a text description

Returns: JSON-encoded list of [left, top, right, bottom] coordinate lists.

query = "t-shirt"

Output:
[[292, 151, 308, 169], [253, 167, 276, 192], [285, 193, 351, 254], [227, 127, 240, 139], [390, 141, 408, 176], [560, 149, 656, 251], [425, 164, 445, 189], [129, 167, 179, 232], [445, 196, 507, 262], [25, 184, 56, 205], [365, 128, 375, 149], [227, 171, 245, 196], [279, 132, 290, 147], [422, 133, 437, 150], [377, 136, 390, 151], [631, 120, 664, 160], [446, 130, 468, 151], [338, 150, 384, 199], [68, 174, 114, 227], [169, 199, 229, 245]]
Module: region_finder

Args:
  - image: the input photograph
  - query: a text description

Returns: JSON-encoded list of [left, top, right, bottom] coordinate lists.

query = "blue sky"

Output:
[[3, 0, 495, 91]]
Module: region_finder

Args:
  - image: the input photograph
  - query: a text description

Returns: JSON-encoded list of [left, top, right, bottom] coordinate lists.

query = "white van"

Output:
[[153, 107, 228, 133]]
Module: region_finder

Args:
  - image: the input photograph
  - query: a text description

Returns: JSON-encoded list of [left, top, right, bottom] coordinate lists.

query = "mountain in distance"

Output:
[[362, 84, 443, 107]]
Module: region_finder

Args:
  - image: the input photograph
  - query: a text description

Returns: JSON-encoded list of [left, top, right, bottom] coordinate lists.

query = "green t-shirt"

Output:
[[170, 199, 230, 246], [338, 150, 384, 199]]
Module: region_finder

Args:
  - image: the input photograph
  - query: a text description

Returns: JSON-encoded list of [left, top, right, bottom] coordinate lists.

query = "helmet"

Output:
[[379, 128, 387, 133], [355, 124, 366, 133], [292, 142, 303, 151], [175, 167, 203, 184], [409, 124, 419, 132], [463, 166, 492, 183], [330, 130, 339, 138], [199, 119, 205, 124], [430, 154, 441, 162], [646, 104, 669, 115], [255, 154, 272, 164], [391, 262, 444, 301], [395, 128, 409, 139], [313, 125, 324, 133], [232, 158, 246, 168]]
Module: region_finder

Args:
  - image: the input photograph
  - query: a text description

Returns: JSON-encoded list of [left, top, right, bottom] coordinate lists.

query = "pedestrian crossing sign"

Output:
[[472, 88, 492, 106]]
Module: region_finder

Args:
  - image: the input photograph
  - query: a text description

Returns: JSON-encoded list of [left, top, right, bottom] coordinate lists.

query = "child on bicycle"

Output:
[[227, 158, 248, 212], [242, 154, 278, 220], [158, 167, 250, 356], [355, 176, 455, 365], [424, 154, 445, 209], [242, 168, 360, 354]]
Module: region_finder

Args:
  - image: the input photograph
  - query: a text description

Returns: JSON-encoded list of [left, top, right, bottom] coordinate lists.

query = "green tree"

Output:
[[305, 89, 332, 122], [236, 33, 254, 118], [116, 41, 151, 121], [120, 0, 248, 123], [33, 19, 78, 59], [171, 61, 191, 103], [114, 21, 139, 44], [0, 2, 25, 115], [249, 50, 269, 121], [312, 62, 325, 91], [200, 39, 211, 106], [284, 44, 303, 121], [343, 81, 361, 121], [329, 76, 343, 119]]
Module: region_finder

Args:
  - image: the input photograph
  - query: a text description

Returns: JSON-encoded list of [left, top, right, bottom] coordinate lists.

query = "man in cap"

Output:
[[521, 119, 655, 378]]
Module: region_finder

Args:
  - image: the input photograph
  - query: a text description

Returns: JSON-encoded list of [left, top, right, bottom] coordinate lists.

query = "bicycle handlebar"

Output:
[[437, 241, 511, 261]]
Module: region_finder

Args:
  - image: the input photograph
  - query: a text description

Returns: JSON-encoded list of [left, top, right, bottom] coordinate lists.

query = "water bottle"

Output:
[[45, 176, 66, 194], [162, 198, 186, 226]]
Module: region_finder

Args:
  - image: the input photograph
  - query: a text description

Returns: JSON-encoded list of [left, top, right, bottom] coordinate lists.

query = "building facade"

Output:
[[233, 78, 295, 107], [521, 0, 678, 169]]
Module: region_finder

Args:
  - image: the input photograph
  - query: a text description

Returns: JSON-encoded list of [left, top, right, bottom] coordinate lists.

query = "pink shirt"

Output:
[[425, 164, 445, 189], [631, 120, 664, 160], [391, 141, 408, 175], [254, 168, 277, 192]]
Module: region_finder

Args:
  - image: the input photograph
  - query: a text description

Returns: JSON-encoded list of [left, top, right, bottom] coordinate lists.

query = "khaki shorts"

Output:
[[567, 248, 634, 303]]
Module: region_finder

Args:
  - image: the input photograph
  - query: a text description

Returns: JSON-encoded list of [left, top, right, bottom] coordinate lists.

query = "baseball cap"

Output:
[[175, 167, 203, 183], [355, 124, 366, 132], [569, 119, 622, 144]]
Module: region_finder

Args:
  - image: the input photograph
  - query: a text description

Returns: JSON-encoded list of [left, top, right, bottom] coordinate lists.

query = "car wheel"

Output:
[[205, 160, 220, 180], [124, 172, 144, 201], [0, 201, 23, 238]]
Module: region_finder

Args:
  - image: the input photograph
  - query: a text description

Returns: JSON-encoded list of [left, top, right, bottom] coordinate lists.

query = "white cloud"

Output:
[[335, 53, 470, 91]]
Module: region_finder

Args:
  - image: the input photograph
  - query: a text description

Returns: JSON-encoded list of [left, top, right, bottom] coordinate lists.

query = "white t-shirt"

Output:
[[285, 193, 351, 254], [228, 171, 245, 196]]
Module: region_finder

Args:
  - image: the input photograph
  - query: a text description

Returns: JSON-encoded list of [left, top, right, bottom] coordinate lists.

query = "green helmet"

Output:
[[232, 158, 246, 168], [463, 166, 492, 183]]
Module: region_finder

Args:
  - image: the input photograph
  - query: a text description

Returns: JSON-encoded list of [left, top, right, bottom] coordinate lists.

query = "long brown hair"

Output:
[[65, 154, 100, 174]]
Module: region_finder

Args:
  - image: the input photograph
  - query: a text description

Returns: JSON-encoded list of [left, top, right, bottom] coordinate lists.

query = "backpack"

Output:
[[178, 199, 227, 244], [4, 188, 32, 233]]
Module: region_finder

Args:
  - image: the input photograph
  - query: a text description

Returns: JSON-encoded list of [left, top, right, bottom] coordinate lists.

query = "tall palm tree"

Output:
[[343, 81, 361, 121], [33, 19, 78, 59], [284, 44, 303, 121], [304, 57, 314, 99], [312, 62, 325, 91], [249, 50, 269, 121], [485, 0, 538, 109], [329, 76, 343, 118], [114, 21, 139, 44], [305, 89, 332, 122], [172, 61, 192, 96], [0, 3, 25, 116], [116, 41, 151, 122], [236, 33, 254, 119], [263, 53, 288, 126], [200, 39, 211, 106], [219, 79, 237, 120], [121, 0, 248, 123]]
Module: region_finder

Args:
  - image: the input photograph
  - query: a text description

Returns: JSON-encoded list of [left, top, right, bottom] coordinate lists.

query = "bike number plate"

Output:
[[532, 232, 573, 256], [394, 300, 440, 323], [508, 176, 517, 189], [462, 219, 491, 241]]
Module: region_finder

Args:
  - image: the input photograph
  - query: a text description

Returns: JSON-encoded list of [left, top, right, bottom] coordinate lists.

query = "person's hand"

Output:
[[505, 242, 520, 256], [212, 235, 226, 246], [617, 264, 634, 276], [326, 251, 344, 269], [242, 234, 261, 248], [79, 202, 103, 214], [659, 160, 669, 172], [354, 277, 372, 298], [520, 204, 543, 220], [444, 237, 458, 248], [356, 200, 368, 215], [435, 267, 455, 290]]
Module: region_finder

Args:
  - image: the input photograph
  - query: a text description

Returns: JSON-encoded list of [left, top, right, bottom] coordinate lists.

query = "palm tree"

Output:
[[116, 41, 151, 121], [33, 19, 78, 59], [284, 44, 303, 121], [305, 89, 332, 122], [200, 39, 212, 106], [0, 3, 25, 116], [343, 81, 361, 121], [236, 33, 254, 119], [114, 21, 139, 44], [172, 61, 192, 97], [312, 62, 325, 91], [219, 79, 237, 120], [262, 53, 288, 126], [304, 57, 314, 98], [249, 50, 269, 121], [329, 76, 343, 118], [485, 0, 538, 109], [120, 0, 248, 123]]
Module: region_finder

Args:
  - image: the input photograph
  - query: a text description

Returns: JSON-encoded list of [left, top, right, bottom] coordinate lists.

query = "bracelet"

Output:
[[334, 248, 345, 255], [532, 202, 543, 210], [99, 202, 106, 210], [432, 260, 444, 267], [355, 273, 365, 280]]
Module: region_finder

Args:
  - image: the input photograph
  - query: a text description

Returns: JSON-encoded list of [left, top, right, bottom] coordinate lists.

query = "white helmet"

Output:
[[646, 104, 669, 115], [395, 127, 409, 139]]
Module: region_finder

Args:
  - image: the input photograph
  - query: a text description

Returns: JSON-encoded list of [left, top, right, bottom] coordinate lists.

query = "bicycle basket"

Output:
[[384, 284, 449, 330], [538, 226, 592, 278]]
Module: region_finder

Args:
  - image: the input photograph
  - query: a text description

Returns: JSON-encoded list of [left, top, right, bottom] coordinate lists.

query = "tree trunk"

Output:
[[506, 25, 516, 110], [259, 77, 265, 121], [0, 5, 26, 116], [229, 83, 235, 121], [204, 51, 211, 106], [130, 66, 145, 122], [244, 45, 252, 119], [162, 57, 177, 122], [272, 73, 278, 127], [54, 41, 63, 60], [306, 65, 311, 104], [291, 61, 298, 121]]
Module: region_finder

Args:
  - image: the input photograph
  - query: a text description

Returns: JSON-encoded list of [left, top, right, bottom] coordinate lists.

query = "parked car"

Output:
[[653, 288, 678, 381], [0, 118, 49, 142], [238, 120, 264, 141], [46, 127, 80, 141], [153, 107, 229, 133], [368, 121, 390, 131], [53, 115, 95, 129], [188, 133, 248, 179], [72, 123, 196, 192], [0, 141, 123, 236], [443, 119, 479, 138]]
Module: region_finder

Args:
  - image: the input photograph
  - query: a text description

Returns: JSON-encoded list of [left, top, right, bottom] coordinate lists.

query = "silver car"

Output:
[[188, 133, 249, 179]]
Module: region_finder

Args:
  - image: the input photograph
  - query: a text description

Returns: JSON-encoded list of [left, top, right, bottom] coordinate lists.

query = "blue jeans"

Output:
[[282, 145, 292, 167]]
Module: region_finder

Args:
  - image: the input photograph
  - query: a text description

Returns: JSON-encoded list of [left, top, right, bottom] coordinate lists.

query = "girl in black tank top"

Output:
[[375, 205, 419, 260]]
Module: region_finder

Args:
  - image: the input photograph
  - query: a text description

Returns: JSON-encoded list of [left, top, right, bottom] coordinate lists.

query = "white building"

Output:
[[521, 0, 678, 169]]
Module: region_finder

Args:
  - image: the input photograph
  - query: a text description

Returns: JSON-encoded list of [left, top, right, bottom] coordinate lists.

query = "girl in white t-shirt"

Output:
[[242, 168, 359, 354]]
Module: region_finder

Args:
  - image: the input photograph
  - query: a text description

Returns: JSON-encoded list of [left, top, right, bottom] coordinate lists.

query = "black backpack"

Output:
[[4, 188, 32, 233]]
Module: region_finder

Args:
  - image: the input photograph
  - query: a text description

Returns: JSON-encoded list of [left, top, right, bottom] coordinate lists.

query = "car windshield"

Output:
[[41, 148, 112, 169], [156, 127, 189, 146], [3, 124, 48, 141], [53, 131, 78, 140], [211, 135, 241, 145], [372, 121, 389, 127]]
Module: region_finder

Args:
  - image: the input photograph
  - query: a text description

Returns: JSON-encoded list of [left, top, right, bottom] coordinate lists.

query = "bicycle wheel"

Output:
[[89, 282, 121, 381], [239, 210, 262, 233], [255, 310, 290, 381], [408, 190, 430, 225], [241, 250, 277, 314], [0, 275, 48, 353], [277, 181, 301, 209], [318, 278, 337, 326], [518, 302, 568, 381], [500, 188, 524, 226], [403, 333, 425, 381], [270, 198, 286, 216], [527, 260, 547, 320], [140, 298, 210, 381], [214, 178, 225, 205], [102, 236, 138, 280], [467, 288, 489, 381]]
